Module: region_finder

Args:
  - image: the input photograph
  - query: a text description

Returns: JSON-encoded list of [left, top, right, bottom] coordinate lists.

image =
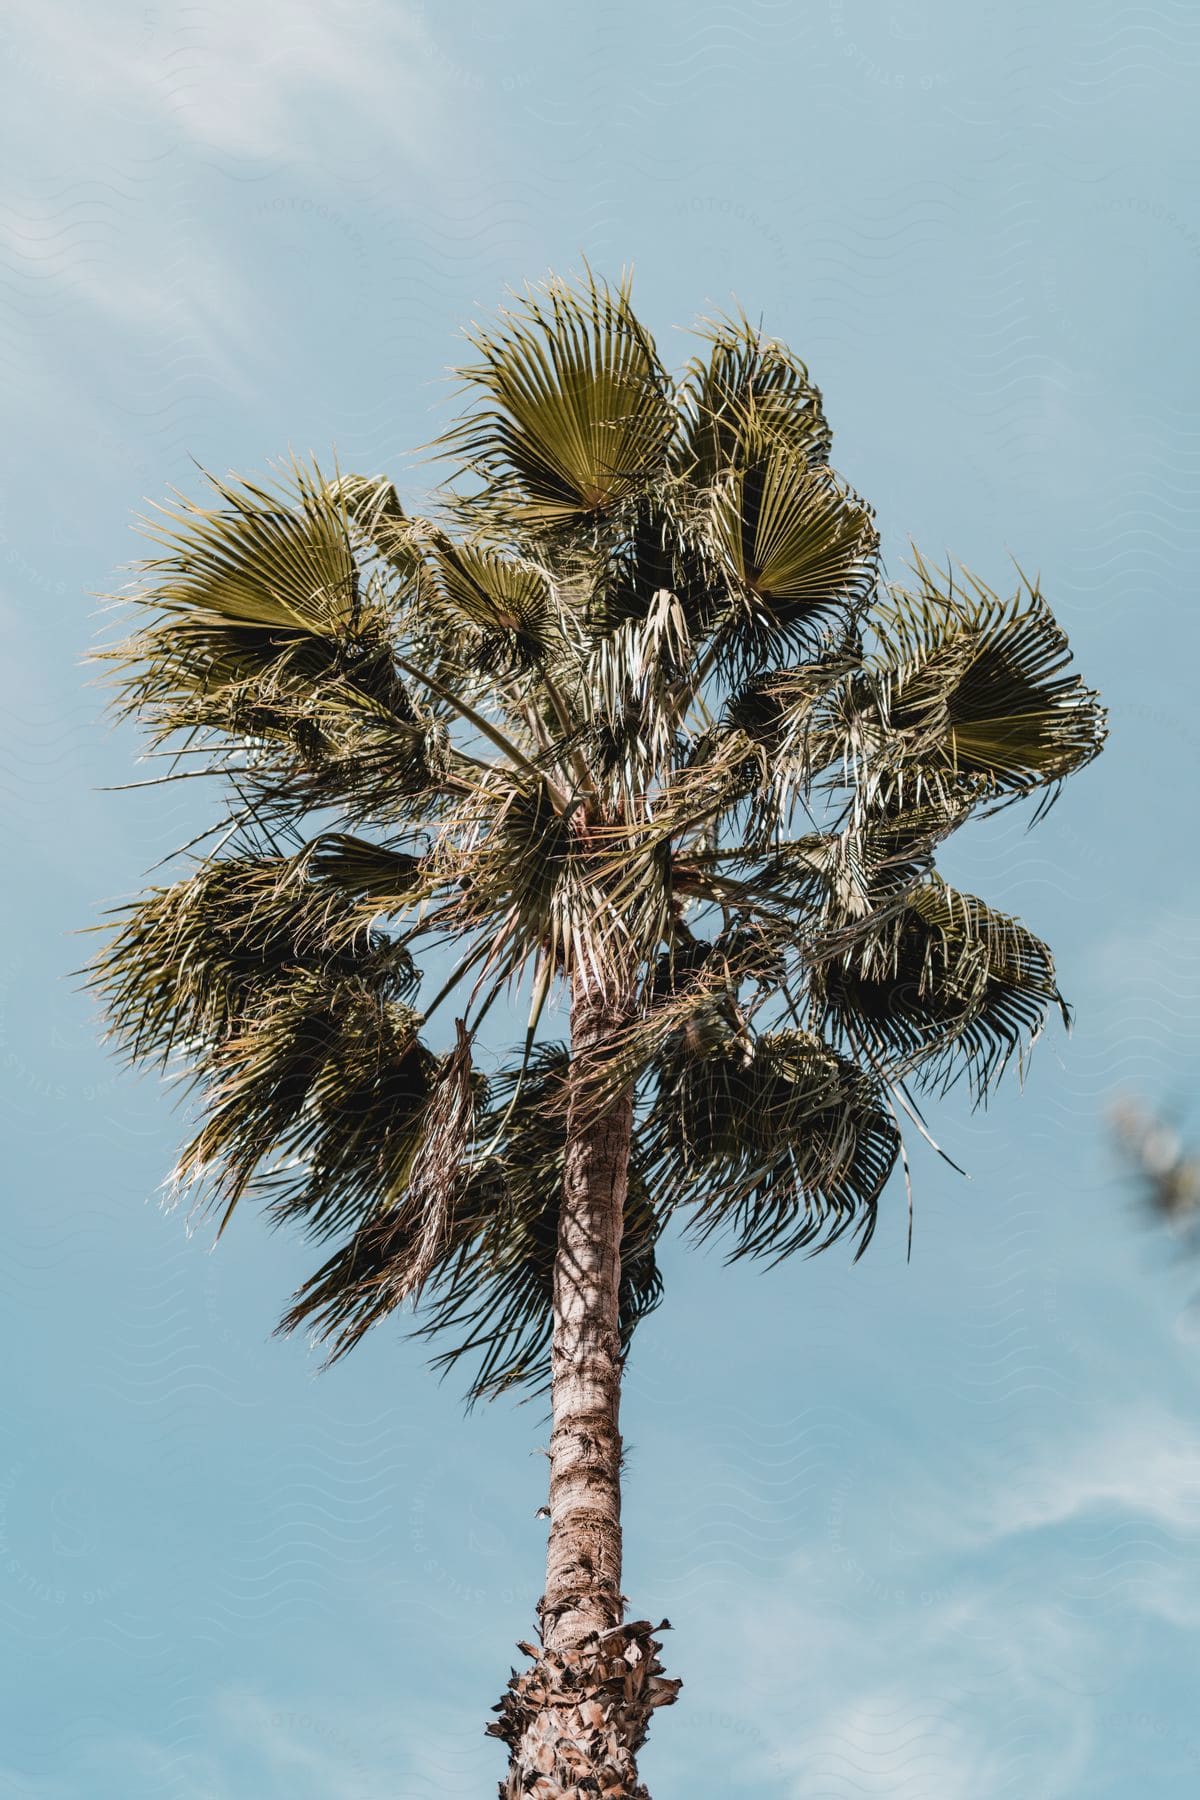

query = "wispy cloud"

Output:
[[639, 1404, 1200, 1796], [977, 1405, 1200, 1540], [7, 0, 436, 164], [0, 0, 451, 436], [647, 1565, 1097, 1800]]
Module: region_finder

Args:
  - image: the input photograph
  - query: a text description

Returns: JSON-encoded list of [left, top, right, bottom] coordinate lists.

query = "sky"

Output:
[[2, 0, 1200, 1794]]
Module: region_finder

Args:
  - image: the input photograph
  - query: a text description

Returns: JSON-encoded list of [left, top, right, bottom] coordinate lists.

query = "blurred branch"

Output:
[[1110, 1095, 1200, 1238]]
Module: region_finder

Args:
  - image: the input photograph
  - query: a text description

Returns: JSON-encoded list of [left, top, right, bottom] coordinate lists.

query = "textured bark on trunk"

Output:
[[488, 979, 679, 1797], [544, 978, 631, 1652]]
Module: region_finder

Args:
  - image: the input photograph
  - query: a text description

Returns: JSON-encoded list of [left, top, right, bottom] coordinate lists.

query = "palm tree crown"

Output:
[[92, 270, 1105, 1402]]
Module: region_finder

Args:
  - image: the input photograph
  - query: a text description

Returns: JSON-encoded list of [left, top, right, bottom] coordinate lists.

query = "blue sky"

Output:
[[3, 1, 1200, 1794]]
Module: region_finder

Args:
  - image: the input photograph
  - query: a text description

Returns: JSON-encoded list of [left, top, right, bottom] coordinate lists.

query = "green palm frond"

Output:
[[445, 776, 575, 969], [642, 1020, 900, 1261], [328, 473, 429, 590], [680, 312, 832, 482], [91, 848, 418, 1068], [256, 1001, 451, 1242], [108, 461, 380, 721], [305, 832, 428, 906], [440, 270, 676, 526], [431, 536, 562, 671], [847, 562, 1106, 811], [282, 1047, 663, 1401], [706, 438, 878, 660], [814, 874, 1067, 1099], [178, 973, 434, 1235], [143, 460, 360, 635], [100, 461, 448, 824]]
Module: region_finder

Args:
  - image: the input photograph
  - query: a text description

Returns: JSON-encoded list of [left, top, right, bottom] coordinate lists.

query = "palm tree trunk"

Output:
[[544, 976, 631, 1651], [488, 978, 679, 1798]]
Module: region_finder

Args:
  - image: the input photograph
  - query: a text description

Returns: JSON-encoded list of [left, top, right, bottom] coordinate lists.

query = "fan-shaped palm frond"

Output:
[[813, 874, 1067, 1100], [442, 776, 576, 972], [149, 461, 360, 632], [257, 1006, 451, 1242], [176, 975, 429, 1225], [91, 847, 418, 1068], [430, 536, 562, 672], [305, 832, 427, 906], [679, 312, 832, 482], [707, 441, 879, 661], [282, 1047, 663, 1401], [109, 463, 385, 716], [100, 462, 451, 827], [642, 1019, 900, 1261], [330, 473, 429, 590], [841, 560, 1106, 815], [441, 270, 676, 527]]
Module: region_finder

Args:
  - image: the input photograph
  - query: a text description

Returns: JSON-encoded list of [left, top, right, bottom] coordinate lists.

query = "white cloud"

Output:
[[977, 1406, 1200, 1540], [650, 1569, 1097, 1800], [0, 0, 462, 513], [5, 0, 436, 164], [640, 1408, 1200, 1796]]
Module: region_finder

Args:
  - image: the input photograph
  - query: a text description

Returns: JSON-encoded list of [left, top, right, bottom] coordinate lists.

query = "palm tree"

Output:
[[91, 270, 1105, 1798]]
